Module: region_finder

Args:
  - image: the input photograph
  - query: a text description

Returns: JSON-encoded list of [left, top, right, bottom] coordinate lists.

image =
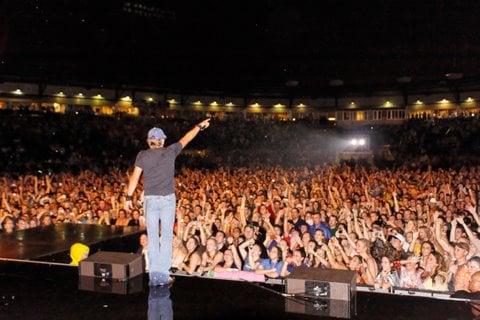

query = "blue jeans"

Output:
[[145, 194, 176, 285]]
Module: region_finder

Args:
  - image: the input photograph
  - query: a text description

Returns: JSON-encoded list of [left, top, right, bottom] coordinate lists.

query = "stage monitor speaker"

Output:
[[79, 275, 143, 295], [286, 297, 352, 319], [285, 267, 356, 318], [79, 251, 143, 280]]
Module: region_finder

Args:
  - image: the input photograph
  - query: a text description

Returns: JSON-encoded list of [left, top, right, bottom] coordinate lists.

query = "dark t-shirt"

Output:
[[128, 219, 140, 226], [134, 143, 182, 196]]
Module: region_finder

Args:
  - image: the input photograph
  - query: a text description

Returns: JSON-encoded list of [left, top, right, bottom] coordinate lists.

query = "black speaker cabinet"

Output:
[[79, 251, 143, 280], [286, 297, 352, 318], [79, 275, 143, 295], [285, 267, 356, 318]]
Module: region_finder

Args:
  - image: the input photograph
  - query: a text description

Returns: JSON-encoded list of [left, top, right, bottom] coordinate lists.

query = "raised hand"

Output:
[[125, 199, 133, 211], [197, 118, 211, 130], [455, 216, 465, 225], [466, 204, 477, 216]]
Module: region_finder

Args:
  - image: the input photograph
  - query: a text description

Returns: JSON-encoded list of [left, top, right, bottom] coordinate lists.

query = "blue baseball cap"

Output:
[[147, 127, 167, 140]]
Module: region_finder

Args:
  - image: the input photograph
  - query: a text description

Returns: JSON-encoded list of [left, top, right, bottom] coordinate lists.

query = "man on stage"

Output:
[[126, 118, 211, 286]]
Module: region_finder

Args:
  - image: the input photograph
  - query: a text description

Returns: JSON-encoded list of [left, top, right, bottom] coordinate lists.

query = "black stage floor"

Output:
[[0, 224, 475, 319], [0, 224, 142, 262], [0, 262, 475, 320]]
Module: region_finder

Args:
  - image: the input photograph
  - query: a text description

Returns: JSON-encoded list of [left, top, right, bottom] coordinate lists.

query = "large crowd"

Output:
[[1, 111, 479, 173], [1, 110, 480, 294]]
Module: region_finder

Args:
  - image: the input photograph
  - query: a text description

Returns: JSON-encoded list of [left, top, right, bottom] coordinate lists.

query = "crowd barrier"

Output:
[[170, 270, 473, 302]]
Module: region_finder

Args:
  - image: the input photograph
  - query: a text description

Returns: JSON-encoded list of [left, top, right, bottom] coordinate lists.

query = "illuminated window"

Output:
[[355, 111, 365, 121]]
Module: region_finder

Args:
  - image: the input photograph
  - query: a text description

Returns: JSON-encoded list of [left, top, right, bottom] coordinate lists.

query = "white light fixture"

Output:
[[273, 103, 285, 108], [193, 100, 202, 106], [12, 89, 23, 95], [121, 96, 132, 102], [384, 101, 393, 107], [210, 101, 218, 106], [147, 97, 154, 102], [350, 138, 366, 146], [251, 103, 260, 108], [296, 103, 306, 108], [56, 91, 66, 97], [466, 97, 474, 103], [440, 98, 449, 103], [415, 100, 423, 105], [167, 99, 177, 104], [93, 94, 103, 99], [76, 93, 84, 98], [226, 102, 235, 107]]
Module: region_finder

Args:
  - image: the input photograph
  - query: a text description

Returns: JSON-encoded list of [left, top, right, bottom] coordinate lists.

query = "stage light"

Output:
[[167, 99, 177, 104], [121, 96, 132, 102], [93, 94, 103, 99], [56, 91, 66, 97], [146, 97, 154, 102], [12, 89, 23, 95], [440, 99, 449, 104], [296, 103, 306, 108], [466, 97, 474, 103], [384, 101, 393, 107], [226, 102, 235, 107], [415, 100, 423, 105], [76, 93, 84, 98], [349, 137, 367, 146], [193, 100, 202, 106], [251, 103, 260, 108], [210, 101, 218, 106]]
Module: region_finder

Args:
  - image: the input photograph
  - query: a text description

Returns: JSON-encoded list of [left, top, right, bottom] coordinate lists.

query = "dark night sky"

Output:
[[1, 0, 480, 94]]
